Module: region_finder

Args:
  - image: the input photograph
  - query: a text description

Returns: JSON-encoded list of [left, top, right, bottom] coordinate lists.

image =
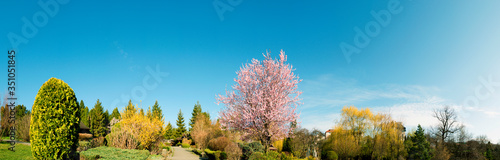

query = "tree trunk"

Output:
[[262, 135, 271, 153]]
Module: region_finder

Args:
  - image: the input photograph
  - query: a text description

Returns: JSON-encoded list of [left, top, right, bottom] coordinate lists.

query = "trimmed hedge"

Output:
[[30, 78, 80, 159], [205, 148, 227, 160]]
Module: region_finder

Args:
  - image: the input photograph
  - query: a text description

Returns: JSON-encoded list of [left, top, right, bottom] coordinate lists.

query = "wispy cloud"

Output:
[[299, 74, 441, 131], [299, 74, 440, 109], [299, 73, 500, 143]]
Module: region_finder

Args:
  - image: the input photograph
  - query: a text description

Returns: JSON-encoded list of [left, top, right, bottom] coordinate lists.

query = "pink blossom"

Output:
[[217, 50, 301, 148]]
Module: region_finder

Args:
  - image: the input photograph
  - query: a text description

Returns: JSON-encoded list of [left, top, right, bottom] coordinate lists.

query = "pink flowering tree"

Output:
[[217, 50, 301, 151]]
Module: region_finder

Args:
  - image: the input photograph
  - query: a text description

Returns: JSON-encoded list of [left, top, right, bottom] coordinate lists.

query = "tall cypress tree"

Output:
[[104, 109, 110, 129], [152, 100, 163, 120], [110, 107, 120, 120], [164, 122, 175, 140], [79, 100, 90, 127], [189, 101, 202, 131], [176, 109, 186, 138], [90, 99, 106, 137]]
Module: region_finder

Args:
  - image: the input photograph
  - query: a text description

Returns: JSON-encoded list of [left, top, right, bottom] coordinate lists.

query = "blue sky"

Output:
[[1, 1, 500, 142]]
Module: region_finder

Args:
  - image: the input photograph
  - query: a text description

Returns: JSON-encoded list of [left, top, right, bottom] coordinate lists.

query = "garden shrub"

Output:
[[249, 151, 284, 160], [205, 148, 217, 160], [248, 142, 264, 153], [106, 123, 139, 149], [326, 151, 338, 160], [16, 114, 30, 142], [249, 152, 265, 160], [220, 151, 228, 160], [205, 148, 227, 160], [149, 137, 165, 155], [273, 139, 284, 152], [239, 143, 252, 160], [320, 139, 334, 160], [208, 136, 230, 151], [282, 138, 293, 153], [192, 149, 203, 156], [91, 137, 107, 148], [307, 155, 315, 160], [280, 152, 295, 160], [182, 143, 191, 148], [265, 151, 281, 159], [182, 137, 192, 145], [77, 141, 91, 152], [107, 108, 163, 150], [30, 78, 80, 159], [239, 142, 266, 160], [172, 138, 182, 146], [224, 142, 242, 160], [192, 113, 224, 150]]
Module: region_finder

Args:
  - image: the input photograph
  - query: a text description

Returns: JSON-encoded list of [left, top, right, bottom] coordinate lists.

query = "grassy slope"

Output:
[[0, 141, 34, 160]]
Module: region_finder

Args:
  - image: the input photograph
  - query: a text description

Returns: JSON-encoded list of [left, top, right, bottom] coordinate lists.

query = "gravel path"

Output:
[[169, 146, 203, 160]]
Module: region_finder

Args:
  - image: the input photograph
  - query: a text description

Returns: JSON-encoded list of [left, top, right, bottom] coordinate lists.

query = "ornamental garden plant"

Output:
[[30, 78, 80, 159]]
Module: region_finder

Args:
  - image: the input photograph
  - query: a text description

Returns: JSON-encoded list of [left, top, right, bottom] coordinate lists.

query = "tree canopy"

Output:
[[217, 50, 301, 151]]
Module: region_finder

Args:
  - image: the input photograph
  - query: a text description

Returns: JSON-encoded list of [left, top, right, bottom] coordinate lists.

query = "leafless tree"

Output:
[[476, 135, 489, 144], [433, 105, 459, 143], [456, 124, 472, 143]]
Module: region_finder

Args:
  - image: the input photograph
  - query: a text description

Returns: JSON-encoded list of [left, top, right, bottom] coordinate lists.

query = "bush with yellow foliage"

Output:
[[273, 139, 284, 152], [107, 102, 164, 150]]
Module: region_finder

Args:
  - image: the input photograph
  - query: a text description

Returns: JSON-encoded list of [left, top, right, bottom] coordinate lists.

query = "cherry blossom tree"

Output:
[[217, 50, 301, 151]]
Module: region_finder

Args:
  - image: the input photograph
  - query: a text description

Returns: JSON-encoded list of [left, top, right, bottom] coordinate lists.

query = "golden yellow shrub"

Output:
[[272, 139, 284, 152], [108, 108, 163, 150]]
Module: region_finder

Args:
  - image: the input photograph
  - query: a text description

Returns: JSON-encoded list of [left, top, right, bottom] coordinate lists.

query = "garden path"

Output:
[[169, 146, 203, 160]]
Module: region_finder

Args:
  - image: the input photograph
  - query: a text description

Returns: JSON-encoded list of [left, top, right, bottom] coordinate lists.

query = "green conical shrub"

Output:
[[30, 78, 80, 159]]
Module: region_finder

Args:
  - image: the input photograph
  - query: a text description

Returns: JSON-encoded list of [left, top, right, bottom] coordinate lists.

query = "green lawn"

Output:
[[80, 146, 154, 160], [1, 136, 23, 142], [0, 141, 34, 160], [1, 141, 161, 160]]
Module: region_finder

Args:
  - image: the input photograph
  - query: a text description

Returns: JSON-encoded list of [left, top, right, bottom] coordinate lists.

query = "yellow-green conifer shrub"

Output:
[[30, 78, 80, 159]]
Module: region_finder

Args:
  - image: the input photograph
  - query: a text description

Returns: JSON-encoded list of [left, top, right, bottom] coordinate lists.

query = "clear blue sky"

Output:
[[1, 1, 500, 142]]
